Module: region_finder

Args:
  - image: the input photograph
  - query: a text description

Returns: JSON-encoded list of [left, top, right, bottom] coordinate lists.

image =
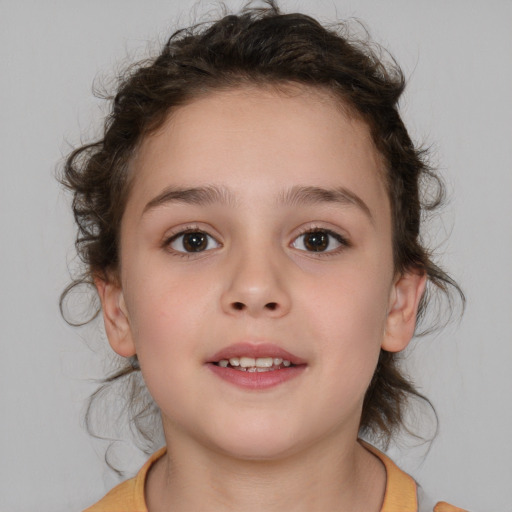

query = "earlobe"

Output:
[[94, 276, 136, 358], [382, 271, 427, 353]]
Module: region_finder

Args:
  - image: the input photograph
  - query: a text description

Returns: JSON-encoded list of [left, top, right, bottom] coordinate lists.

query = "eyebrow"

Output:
[[278, 185, 374, 222], [142, 184, 373, 222], [143, 185, 238, 214]]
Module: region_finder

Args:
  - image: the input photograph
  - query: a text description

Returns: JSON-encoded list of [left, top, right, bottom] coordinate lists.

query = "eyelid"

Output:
[[162, 224, 222, 254], [290, 225, 351, 254], [160, 223, 350, 257]]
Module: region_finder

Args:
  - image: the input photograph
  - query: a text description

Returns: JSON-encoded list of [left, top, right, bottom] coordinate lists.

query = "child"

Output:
[[62, 2, 466, 511]]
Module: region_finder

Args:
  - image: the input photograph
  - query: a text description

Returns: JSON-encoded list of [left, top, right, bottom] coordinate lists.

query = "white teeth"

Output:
[[255, 357, 273, 367], [239, 357, 256, 368], [217, 356, 294, 370]]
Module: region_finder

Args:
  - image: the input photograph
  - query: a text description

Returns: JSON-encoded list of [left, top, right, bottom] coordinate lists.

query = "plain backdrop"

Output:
[[1, 1, 511, 511]]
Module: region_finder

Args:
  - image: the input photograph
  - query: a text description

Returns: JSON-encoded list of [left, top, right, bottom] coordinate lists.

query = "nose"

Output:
[[220, 249, 292, 318]]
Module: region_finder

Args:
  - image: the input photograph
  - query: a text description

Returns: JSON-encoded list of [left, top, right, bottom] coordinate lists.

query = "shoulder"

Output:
[[360, 441, 469, 512], [433, 503, 469, 512], [83, 477, 140, 512], [82, 448, 166, 512], [84, 443, 468, 512]]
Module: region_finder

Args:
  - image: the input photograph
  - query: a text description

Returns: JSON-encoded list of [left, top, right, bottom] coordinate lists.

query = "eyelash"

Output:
[[162, 225, 350, 257], [163, 225, 221, 258], [292, 226, 351, 257]]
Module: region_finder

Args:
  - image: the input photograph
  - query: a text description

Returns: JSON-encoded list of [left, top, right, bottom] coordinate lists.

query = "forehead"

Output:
[[127, 85, 389, 222]]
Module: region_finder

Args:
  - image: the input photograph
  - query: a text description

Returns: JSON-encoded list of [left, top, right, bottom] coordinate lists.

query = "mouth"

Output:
[[214, 356, 294, 372], [207, 343, 306, 390]]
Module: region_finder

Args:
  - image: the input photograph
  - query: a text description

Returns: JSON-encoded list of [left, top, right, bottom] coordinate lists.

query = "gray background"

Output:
[[1, 1, 511, 510]]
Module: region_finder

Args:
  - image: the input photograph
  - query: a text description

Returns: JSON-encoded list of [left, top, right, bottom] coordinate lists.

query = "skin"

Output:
[[97, 85, 426, 512]]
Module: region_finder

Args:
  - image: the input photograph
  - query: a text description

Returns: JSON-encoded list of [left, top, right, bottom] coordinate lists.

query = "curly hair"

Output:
[[61, 1, 463, 453]]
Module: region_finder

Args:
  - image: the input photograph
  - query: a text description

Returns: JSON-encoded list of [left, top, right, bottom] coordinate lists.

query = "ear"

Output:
[[94, 275, 136, 358], [382, 270, 427, 353]]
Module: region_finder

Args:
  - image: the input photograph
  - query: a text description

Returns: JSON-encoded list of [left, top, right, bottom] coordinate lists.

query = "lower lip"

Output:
[[207, 363, 306, 390]]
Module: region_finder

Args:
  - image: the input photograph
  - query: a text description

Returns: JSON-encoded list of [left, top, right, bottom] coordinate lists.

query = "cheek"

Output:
[[307, 262, 391, 339], [124, 290, 204, 421], [125, 255, 214, 332], [122, 261, 216, 382], [302, 264, 391, 391]]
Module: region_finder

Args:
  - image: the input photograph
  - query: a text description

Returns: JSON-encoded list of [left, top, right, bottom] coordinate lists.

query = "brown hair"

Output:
[[61, 1, 463, 453]]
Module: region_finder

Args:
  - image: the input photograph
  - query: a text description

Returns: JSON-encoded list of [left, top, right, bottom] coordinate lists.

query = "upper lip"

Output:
[[208, 342, 306, 365]]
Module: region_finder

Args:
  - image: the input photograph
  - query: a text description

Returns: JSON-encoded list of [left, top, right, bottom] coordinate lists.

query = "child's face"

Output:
[[100, 86, 423, 460]]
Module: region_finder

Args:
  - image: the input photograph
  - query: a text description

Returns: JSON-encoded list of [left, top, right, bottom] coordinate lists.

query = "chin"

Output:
[[217, 439, 299, 462], [206, 419, 303, 461]]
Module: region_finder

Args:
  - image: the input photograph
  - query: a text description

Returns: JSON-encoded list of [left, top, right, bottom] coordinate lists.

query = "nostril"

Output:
[[228, 301, 280, 313]]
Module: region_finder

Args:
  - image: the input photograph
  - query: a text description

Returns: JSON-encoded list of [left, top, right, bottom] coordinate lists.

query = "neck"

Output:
[[146, 430, 386, 512]]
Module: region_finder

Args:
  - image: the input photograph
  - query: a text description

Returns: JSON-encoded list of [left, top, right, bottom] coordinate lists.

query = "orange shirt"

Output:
[[84, 444, 467, 512]]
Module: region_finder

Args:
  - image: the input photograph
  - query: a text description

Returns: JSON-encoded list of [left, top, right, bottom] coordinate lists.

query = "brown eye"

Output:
[[169, 231, 220, 253], [292, 229, 346, 253], [303, 232, 329, 252]]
